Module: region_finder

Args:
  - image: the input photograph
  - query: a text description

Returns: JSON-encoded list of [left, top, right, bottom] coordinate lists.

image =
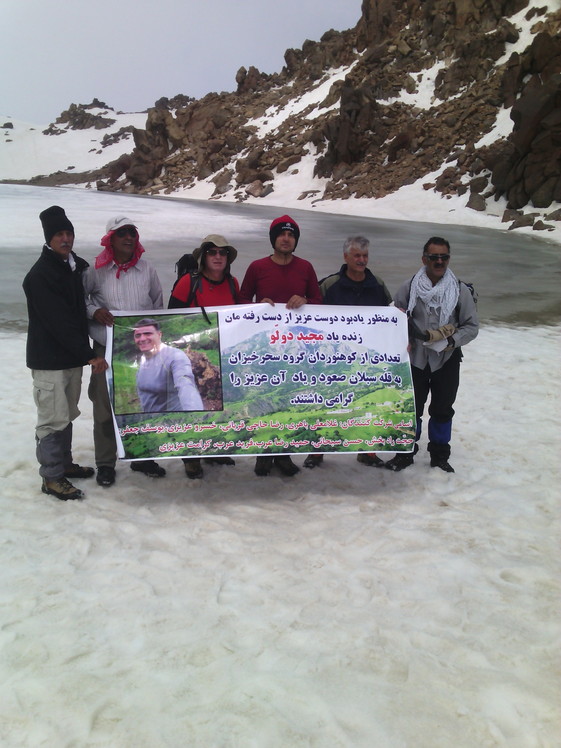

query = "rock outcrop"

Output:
[[43, 100, 116, 135]]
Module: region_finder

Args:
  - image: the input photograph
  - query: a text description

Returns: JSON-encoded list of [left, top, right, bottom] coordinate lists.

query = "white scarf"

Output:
[[408, 267, 459, 325]]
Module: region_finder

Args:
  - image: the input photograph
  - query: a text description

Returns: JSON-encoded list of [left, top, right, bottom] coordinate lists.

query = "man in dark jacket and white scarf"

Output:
[[23, 206, 107, 500], [387, 236, 478, 473]]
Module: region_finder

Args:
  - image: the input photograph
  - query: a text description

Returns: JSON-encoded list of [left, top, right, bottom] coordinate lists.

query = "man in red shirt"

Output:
[[239, 216, 322, 310], [239, 215, 322, 477]]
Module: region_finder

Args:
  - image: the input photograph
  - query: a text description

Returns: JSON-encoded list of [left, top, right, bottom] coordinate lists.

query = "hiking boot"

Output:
[[430, 457, 455, 473], [274, 456, 300, 476], [254, 456, 273, 476], [130, 460, 166, 478], [42, 477, 84, 501], [303, 454, 324, 469], [385, 453, 415, 472], [205, 457, 235, 466], [64, 464, 94, 479], [184, 458, 203, 479], [96, 466, 116, 487], [356, 453, 385, 468]]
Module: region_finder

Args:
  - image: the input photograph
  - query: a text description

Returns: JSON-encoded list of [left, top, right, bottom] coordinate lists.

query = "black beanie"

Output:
[[39, 206, 74, 245], [269, 215, 300, 249]]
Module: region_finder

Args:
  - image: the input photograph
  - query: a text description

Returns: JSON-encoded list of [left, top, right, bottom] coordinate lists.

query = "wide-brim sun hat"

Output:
[[193, 234, 238, 263]]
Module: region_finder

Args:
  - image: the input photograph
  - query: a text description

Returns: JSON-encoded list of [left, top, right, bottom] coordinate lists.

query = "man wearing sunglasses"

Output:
[[387, 236, 478, 473], [84, 216, 164, 487], [169, 234, 239, 310], [169, 234, 240, 479]]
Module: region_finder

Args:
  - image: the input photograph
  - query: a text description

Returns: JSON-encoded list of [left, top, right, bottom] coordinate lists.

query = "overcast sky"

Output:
[[1, 0, 363, 124]]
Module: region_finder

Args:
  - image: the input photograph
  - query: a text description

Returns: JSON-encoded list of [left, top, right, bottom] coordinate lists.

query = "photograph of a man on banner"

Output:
[[110, 311, 222, 416]]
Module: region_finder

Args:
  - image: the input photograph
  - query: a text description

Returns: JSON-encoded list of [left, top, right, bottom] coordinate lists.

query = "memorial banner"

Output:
[[107, 304, 416, 462]]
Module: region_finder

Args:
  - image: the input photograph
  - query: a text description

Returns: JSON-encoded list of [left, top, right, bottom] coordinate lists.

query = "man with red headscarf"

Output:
[[83, 216, 164, 487]]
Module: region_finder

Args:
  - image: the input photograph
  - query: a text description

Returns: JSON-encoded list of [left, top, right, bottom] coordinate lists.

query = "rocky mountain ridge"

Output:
[[10, 0, 561, 232]]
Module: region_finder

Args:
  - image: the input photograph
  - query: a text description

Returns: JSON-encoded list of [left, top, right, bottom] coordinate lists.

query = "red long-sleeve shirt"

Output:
[[238, 256, 322, 305]]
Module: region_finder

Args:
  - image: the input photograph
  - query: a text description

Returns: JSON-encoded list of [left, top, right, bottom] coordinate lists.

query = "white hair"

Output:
[[343, 236, 370, 255]]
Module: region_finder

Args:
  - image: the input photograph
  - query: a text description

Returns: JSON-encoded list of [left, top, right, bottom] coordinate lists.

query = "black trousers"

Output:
[[412, 348, 462, 460]]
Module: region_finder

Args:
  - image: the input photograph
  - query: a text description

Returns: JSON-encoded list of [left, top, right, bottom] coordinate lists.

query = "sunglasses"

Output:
[[114, 227, 138, 238], [425, 253, 450, 262], [205, 247, 229, 257]]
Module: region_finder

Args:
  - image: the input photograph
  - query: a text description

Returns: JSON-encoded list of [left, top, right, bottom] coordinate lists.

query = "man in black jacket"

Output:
[[305, 235, 393, 469], [321, 235, 392, 308], [23, 206, 107, 501]]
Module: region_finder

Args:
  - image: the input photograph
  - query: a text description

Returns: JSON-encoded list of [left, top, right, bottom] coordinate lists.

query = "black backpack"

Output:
[[175, 253, 198, 280]]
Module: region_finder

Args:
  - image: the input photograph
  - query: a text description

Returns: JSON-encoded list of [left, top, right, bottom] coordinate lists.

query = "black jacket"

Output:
[[321, 265, 392, 307], [23, 245, 94, 370]]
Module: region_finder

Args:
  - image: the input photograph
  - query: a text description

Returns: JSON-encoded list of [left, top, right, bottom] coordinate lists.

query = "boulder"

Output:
[[236, 167, 274, 186], [107, 154, 133, 182], [212, 169, 234, 196], [508, 214, 535, 229], [467, 192, 486, 211], [530, 177, 558, 208], [502, 208, 522, 222], [277, 155, 302, 173], [469, 176, 489, 193], [245, 180, 274, 198], [236, 66, 262, 94]]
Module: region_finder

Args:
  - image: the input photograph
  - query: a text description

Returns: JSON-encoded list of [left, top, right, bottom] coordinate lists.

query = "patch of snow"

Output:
[[379, 60, 448, 109], [246, 62, 357, 138]]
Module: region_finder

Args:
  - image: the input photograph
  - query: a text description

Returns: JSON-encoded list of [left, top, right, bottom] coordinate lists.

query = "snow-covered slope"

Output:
[[0, 109, 146, 181]]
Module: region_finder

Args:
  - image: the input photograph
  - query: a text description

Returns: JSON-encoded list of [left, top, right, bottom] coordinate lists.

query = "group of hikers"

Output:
[[23, 206, 479, 501]]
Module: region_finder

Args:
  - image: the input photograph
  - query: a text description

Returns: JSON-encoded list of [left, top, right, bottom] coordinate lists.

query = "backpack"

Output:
[[460, 281, 478, 306], [318, 271, 341, 296], [175, 253, 198, 279]]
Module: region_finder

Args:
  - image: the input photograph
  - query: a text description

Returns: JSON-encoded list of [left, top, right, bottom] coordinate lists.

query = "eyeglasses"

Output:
[[114, 227, 138, 238], [205, 247, 229, 256], [424, 253, 450, 262]]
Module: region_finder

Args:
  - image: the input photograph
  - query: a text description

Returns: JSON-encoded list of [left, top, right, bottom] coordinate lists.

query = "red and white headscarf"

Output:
[[95, 230, 145, 278]]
